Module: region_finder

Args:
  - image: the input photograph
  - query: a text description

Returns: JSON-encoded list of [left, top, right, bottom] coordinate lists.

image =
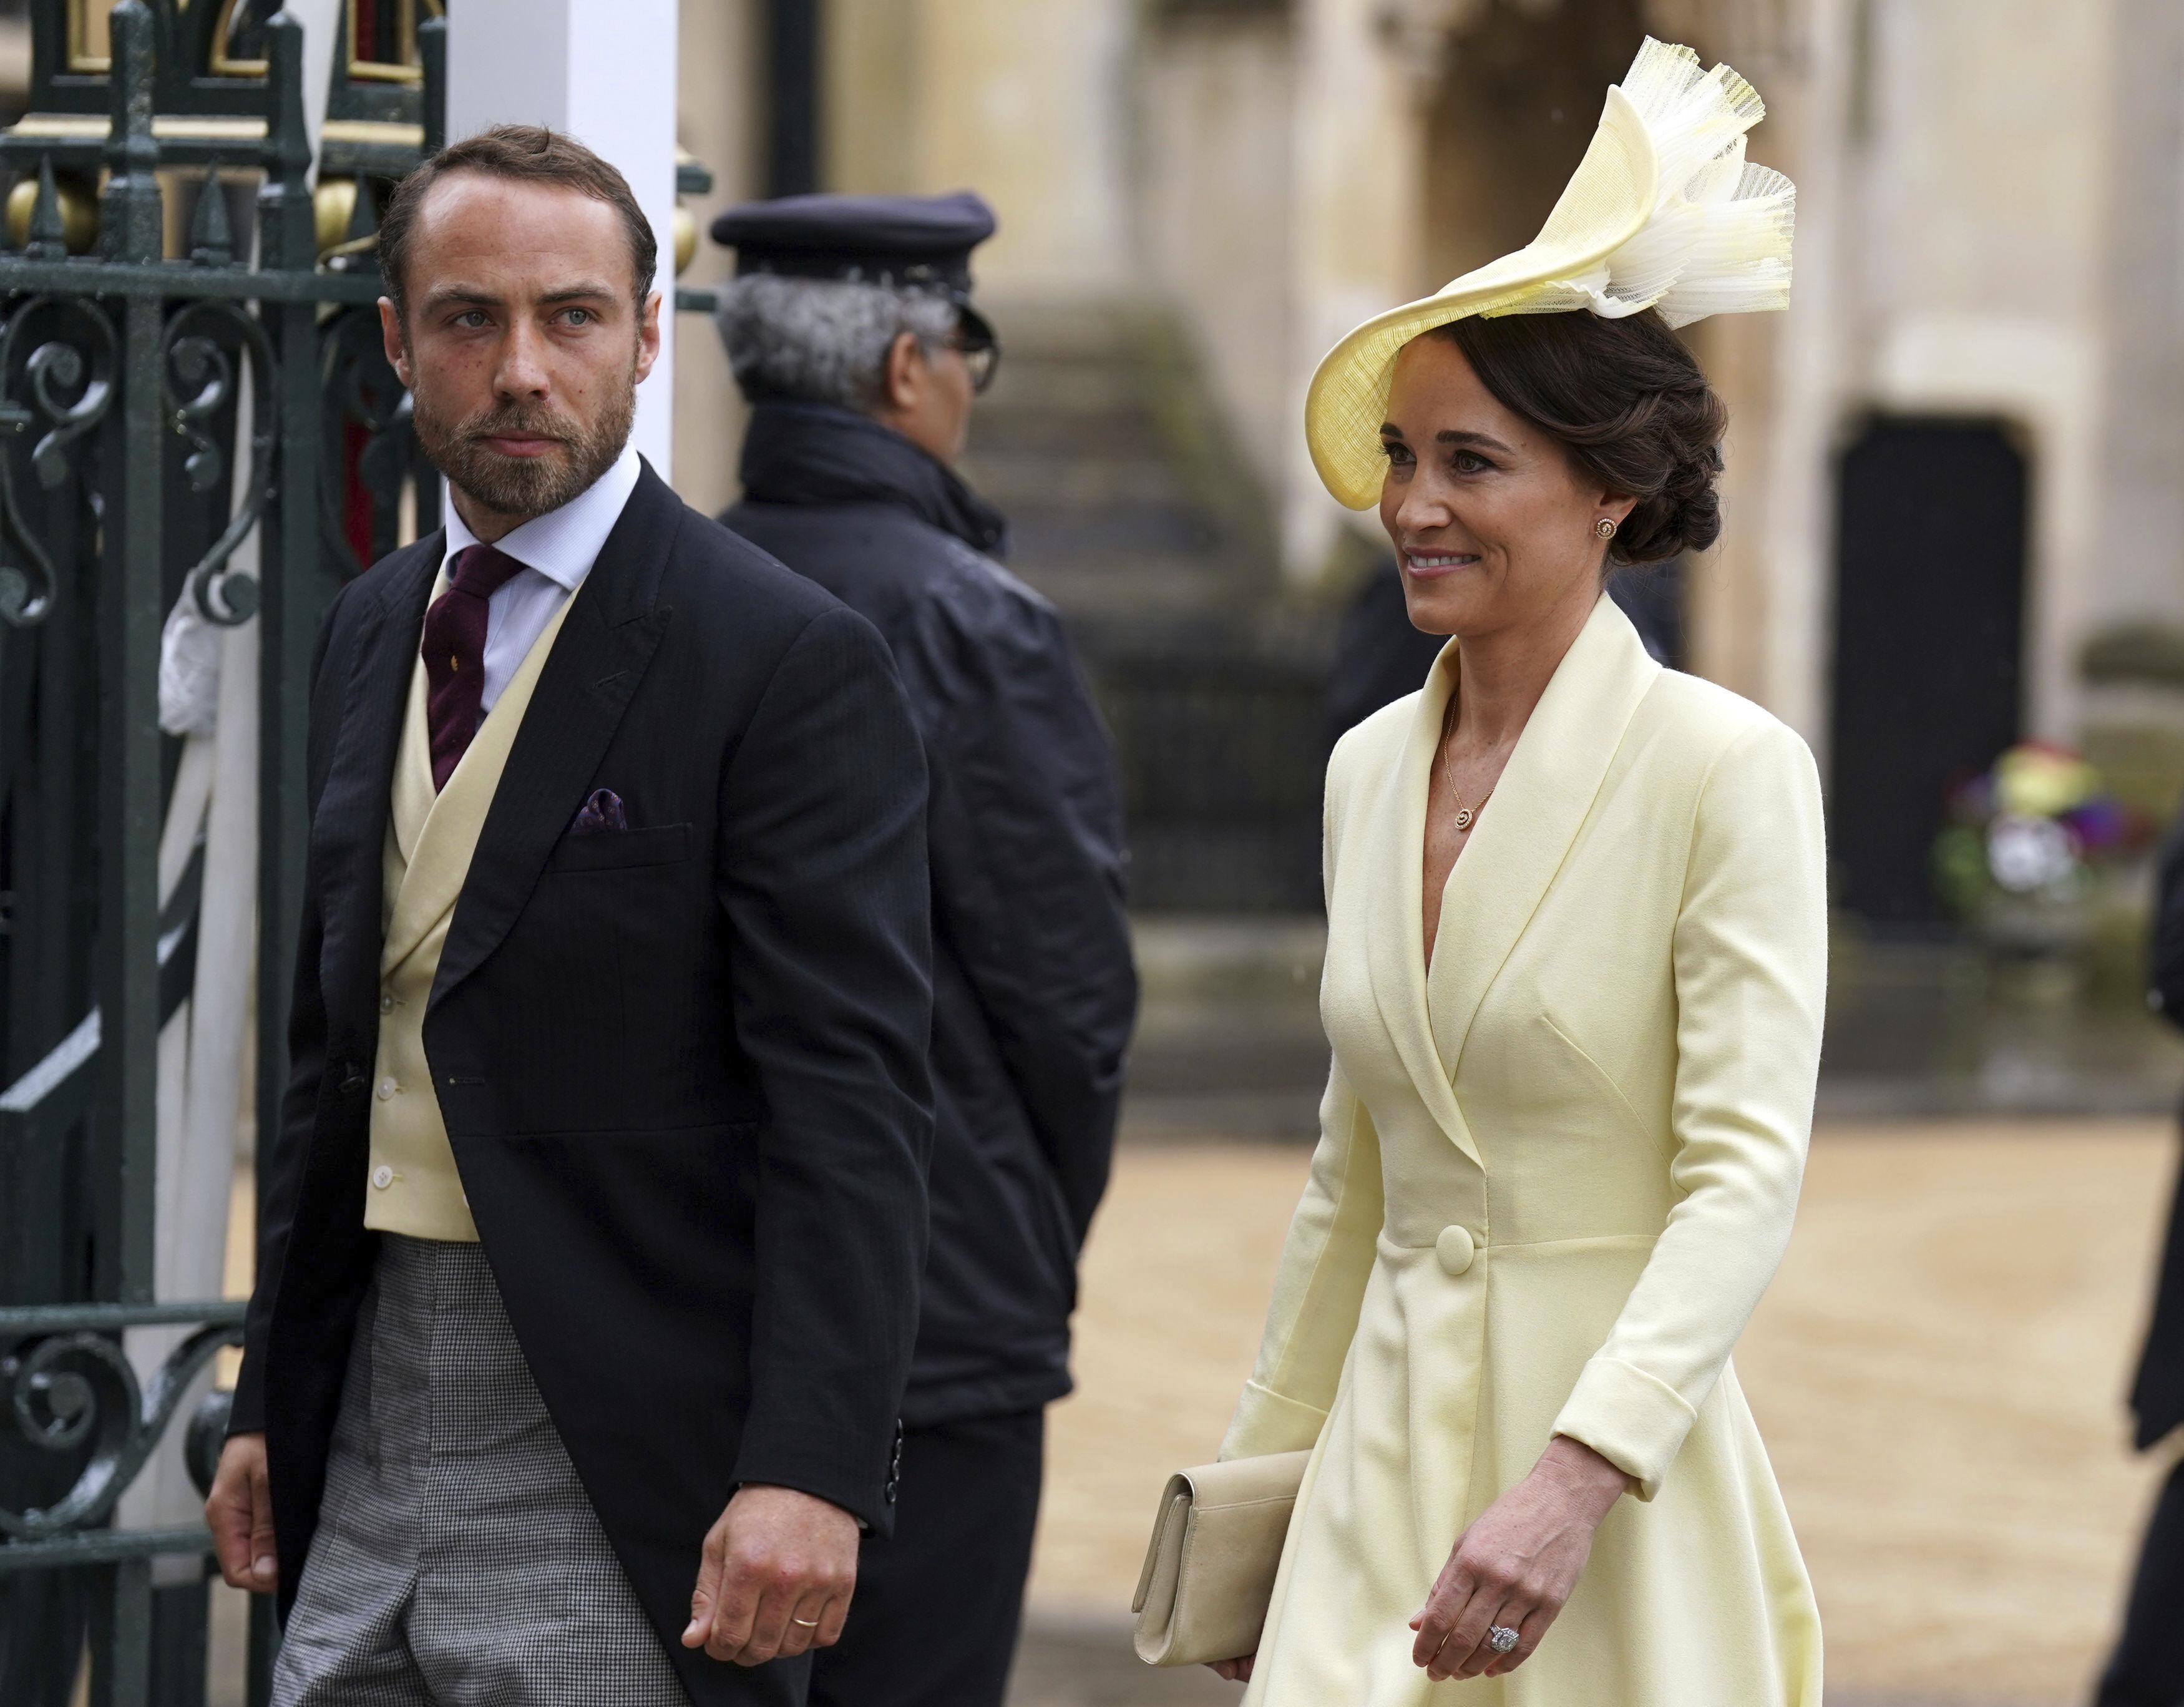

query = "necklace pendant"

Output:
[[1453, 807, 1475, 831]]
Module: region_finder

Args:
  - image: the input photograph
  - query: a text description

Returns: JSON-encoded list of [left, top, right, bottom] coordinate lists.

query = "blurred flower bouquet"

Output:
[[1933, 741, 2151, 949]]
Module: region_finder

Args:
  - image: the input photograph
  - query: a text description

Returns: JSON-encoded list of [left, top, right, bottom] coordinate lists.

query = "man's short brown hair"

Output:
[[378, 124, 658, 325]]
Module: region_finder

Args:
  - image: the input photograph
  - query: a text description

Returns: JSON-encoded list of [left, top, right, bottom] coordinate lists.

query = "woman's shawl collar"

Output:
[[1362, 595, 1660, 1163]]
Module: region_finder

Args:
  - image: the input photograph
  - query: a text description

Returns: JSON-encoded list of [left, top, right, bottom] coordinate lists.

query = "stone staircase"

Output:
[[965, 298, 1331, 912], [965, 298, 1266, 642]]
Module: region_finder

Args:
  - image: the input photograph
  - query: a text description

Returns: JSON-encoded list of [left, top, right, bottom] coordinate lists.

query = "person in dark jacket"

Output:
[[2095, 806, 2184, 1706], [708, 190, 1139, 1707]]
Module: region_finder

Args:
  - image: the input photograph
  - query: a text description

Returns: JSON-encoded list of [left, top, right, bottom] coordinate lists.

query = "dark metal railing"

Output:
[[0, 5, 417, 1698], [0, 3, 451, 1701]]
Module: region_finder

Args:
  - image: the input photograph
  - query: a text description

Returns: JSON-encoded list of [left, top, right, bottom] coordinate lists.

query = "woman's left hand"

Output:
[[1409, 1435, 1633, 1681]]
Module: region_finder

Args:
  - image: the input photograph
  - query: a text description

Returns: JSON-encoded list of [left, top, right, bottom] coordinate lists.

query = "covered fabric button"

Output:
[[371, 1165, 394, 1190], [1435, 1224, 1476, 1276]]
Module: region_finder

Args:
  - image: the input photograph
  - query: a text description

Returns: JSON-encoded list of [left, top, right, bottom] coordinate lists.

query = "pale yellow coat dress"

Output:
[[1221, 594, 1826, 1705]]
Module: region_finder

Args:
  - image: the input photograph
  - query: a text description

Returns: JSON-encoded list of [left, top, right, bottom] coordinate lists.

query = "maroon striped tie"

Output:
[[422, 543, 529, 791]]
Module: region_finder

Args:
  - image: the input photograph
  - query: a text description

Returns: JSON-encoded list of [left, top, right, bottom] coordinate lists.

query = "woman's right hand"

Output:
[[1207, 1656, 1255, 1683]]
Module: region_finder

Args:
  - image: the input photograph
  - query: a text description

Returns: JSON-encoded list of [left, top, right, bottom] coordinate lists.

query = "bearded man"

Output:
[[202, 127, 934, 1707]]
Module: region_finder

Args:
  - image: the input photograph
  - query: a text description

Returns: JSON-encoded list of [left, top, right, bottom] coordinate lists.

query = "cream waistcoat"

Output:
[[364, 580, 575, 1240]]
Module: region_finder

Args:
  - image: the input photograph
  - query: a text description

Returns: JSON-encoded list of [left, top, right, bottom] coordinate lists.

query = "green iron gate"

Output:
[[0, 2, 715, 1700]]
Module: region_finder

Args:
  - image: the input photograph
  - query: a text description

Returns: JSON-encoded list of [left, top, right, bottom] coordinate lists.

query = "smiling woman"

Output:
[[1193, 37, 1827, 1707], [1376, 310, 1724, 652]]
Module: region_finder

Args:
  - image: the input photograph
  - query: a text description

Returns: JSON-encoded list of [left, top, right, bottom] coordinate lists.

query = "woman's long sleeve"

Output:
[[1551, 717, 1828, 1499], [1221, 744, 1386, 1460], [1220, 1057, 1385, 1459]]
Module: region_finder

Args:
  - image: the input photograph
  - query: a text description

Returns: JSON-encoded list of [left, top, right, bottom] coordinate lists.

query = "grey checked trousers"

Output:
[[271, 1235, 695, 1707]]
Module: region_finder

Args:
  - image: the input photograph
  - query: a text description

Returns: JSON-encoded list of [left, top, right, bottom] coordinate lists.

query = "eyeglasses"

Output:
[[948, 326, 1001, 394]]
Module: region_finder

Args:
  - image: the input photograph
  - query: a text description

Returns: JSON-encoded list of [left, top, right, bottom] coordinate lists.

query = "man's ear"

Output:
[[378, 297, 412, 390], [880, 330, 924, 414], [634, 289, 663, 384]]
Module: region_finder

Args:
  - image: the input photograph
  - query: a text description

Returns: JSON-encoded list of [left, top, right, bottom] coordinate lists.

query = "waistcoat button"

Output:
[[1435, 1224, 1476, 1277], [371, 1165, 394, 1190], [376, 1076, 397, 1100]]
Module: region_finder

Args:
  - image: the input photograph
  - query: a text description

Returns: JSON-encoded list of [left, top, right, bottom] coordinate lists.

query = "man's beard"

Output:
[[411, 361, 637, 524]]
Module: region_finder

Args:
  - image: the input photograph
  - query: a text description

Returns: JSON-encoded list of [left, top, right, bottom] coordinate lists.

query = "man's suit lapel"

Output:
[[312, 542, 441, 1017], [431, 462, 683, 1010]]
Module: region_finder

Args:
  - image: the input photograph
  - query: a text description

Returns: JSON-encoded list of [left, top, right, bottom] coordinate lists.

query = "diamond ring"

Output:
[[1487, 1625, 1521, 1655]]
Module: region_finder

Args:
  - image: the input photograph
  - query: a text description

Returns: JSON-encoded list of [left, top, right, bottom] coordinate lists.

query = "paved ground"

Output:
[[1006, 1612, 1997, 1706], [199, 1118, 2173, 1706], [1014, 1120, 2178, 1706]]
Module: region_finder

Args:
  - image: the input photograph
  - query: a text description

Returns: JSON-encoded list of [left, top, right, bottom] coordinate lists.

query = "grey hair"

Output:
[[715, 273, 958, 411]]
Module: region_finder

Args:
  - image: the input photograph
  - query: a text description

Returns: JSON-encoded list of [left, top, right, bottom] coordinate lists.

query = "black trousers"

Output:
[[808, 1409, 1045, 1707], [2098, 1455, 2184, 1706]]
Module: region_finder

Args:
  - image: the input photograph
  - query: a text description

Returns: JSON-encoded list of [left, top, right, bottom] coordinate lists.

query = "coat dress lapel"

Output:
[[1361, 648, 1480, 1163], [429, 462, 681, 1011], [1425, 594, 1660, 1080]]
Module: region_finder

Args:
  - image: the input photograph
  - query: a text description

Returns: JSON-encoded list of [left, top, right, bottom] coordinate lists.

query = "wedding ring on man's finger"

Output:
[[1487, 1625, 1521, 1655], [791, 1617, 821, 1628]]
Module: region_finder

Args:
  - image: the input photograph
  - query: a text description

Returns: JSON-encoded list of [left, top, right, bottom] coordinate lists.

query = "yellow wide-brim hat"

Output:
[[1306, 38, 1796, 510]]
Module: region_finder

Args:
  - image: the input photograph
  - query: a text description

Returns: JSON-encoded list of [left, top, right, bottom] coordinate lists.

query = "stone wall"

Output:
[[670, 0, 763, 520]]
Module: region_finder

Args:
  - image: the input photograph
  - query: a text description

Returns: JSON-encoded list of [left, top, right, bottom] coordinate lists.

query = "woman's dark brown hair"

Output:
[[1438, 308, 1727, 565]]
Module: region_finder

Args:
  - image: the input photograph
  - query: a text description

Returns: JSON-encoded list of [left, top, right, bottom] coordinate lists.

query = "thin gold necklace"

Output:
[[1439, 702, 1493, 833]]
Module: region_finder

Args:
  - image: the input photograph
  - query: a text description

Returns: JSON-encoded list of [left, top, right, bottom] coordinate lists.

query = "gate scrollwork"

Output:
[[0, 1318, 245, 1541], [0, 295, 116, 627], [319, 300, 419, 574], [162, 298, 279, 625]]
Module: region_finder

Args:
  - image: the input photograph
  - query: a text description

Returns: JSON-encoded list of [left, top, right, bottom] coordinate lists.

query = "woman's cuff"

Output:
[[1219, 1379, 1328, 1461], [1551, 1355, 1696, 1502]]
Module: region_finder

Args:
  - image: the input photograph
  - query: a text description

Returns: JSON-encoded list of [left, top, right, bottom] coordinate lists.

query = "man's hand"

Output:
[[682, 1484, 859, 1666], [205, 1432, 278, 1593]]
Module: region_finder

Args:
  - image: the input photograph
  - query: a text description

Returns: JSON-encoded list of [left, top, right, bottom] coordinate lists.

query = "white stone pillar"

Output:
[[1283, 0, 1433, 582], [446, 0, 680, 469]]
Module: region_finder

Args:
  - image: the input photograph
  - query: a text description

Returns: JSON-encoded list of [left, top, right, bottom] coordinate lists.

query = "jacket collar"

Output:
[[738, 400, 1009, 558], [1361, 594, 1661, 1163], [432, 459, 680, 1009], [314, 460, 682, 1025], [442, 443, 641, 594]]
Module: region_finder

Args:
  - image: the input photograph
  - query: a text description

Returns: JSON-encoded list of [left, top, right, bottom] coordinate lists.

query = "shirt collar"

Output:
[[441, 443, 643, 592]]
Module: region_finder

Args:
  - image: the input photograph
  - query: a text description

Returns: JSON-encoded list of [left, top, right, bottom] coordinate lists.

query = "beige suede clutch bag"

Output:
[[1131, 1450, 1310, 1667]]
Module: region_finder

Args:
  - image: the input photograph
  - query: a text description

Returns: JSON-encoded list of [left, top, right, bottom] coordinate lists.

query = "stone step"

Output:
[[967, 452, 1199, 509], [1008, 503, 1234, 566], [972, 407, 1171, 457], [965, 296, 1312, 909]]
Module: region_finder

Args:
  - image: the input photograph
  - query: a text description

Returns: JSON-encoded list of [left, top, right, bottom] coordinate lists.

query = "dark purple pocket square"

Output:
[[569, 788, 629, 835]]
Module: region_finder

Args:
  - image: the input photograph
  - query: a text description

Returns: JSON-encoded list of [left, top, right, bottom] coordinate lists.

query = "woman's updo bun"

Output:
[[1439, 308, 1728, 567]]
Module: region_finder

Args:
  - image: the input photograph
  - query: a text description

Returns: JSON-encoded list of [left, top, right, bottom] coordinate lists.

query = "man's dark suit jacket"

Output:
[[2138, 807, 2184, 1448], [230, 462, 935, 1704]]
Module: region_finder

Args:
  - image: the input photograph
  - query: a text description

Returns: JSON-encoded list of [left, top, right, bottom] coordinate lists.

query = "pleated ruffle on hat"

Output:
[[1304, 37, 1795, 510]]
